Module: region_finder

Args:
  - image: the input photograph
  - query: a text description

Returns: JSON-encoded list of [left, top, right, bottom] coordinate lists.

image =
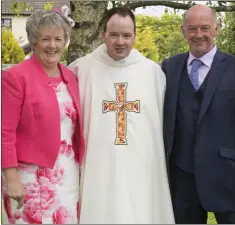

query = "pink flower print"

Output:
[[52, 206, 73, 224], [22, 198, 42, 224], [60, 140, 67, 154], [3, 194, 15, 224], [67, 144, 73, 157], [36, 164, 65, 185], [58, 101, 66, 121], [22, 183, 41, 223], [72, 133, 79, 164], [18, 163, 38, 174], [40, 185, 58, 212], [72, 132, 77, 150], [24, 182, 40, 202], [23, 182, 58, 221], [65, 102, 77, 124], [60, 140, 73, 157], [14, 210, 22, 220]]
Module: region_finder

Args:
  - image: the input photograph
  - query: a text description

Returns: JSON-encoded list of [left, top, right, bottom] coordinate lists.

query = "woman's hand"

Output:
[[6, 180, 25, 209], [2, 168, 25, 209]]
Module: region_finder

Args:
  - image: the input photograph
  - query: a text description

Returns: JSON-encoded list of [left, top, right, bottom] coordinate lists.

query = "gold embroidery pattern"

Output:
[[102, 83, 140, 145]]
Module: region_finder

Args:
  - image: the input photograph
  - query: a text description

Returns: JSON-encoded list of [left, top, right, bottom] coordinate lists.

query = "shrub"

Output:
[[2, 28, 25, 64], [60, 47, 68, 65]]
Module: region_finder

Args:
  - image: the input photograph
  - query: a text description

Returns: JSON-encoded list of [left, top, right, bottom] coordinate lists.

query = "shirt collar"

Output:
[[187, 45, 217, 68]]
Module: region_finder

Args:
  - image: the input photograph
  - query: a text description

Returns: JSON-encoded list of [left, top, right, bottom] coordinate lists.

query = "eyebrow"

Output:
[[187, 24, 210, 27], [109, 32, 132, 34], [40, 35, 63, 38]]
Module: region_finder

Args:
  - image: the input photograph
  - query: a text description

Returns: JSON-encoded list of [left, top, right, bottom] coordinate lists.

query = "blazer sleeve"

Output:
[[2, 70, 24, 168]]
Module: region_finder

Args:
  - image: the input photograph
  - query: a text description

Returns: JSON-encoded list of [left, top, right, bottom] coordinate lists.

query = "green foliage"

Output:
[[154, 13, 188, 61], [44, 1, 55, 11], [10, 0, 32, 16], [135, 17, 159, 61], [216, 11, 235, 55], [9, 0, 55, 15], [207, 212, 217, 224], [135, 13, 188, 62], [2, 28, 25, 64], [60, 47, 68, 65]]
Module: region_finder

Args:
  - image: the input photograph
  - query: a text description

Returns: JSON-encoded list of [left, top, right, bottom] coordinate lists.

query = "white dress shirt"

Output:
[[187, 45, 217, 87]]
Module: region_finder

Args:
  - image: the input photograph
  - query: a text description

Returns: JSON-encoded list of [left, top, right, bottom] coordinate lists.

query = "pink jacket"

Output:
[[2, 54, 85, 169]]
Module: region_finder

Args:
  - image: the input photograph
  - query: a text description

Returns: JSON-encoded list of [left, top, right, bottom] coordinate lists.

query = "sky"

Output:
[[134, 1, 208, 17], [135, 5, 177, 17]]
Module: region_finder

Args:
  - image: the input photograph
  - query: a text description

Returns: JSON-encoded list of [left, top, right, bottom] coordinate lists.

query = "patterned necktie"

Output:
[[189, 59, 203, 90]]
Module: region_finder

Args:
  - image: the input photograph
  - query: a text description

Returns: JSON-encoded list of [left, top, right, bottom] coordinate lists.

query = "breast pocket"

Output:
[[220, 147, 235, 161]]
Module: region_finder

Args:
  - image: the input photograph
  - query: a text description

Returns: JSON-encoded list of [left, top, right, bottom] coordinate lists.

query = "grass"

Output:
[[207, 212, 217, 224]]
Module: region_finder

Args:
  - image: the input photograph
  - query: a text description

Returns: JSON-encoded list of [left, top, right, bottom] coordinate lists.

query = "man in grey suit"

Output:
[[162, 4, 235, 224]]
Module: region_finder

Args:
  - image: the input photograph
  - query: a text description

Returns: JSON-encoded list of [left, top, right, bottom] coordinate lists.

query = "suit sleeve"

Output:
[[1, 70, 23, 168]]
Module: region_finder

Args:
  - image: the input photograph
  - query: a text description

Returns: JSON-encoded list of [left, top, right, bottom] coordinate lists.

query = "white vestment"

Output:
[[69, 44, 175, 224]]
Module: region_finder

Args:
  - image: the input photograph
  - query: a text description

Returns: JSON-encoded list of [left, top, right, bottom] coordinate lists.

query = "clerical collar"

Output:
[[103, 44, 129, 63], [92, 44, 144, 68]]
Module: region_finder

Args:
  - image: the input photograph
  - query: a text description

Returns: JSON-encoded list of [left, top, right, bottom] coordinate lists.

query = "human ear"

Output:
[[181, 25, 186, 38]]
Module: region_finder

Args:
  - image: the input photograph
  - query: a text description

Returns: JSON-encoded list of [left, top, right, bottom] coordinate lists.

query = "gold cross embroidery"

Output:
[[102, 83, 140, 145]]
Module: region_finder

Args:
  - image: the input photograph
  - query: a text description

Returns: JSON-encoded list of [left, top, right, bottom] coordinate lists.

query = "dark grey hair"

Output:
[[26, 10, 72, 48]]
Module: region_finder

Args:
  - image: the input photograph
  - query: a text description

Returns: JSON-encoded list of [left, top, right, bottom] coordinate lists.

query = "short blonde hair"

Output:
[[26, 10, 72, 48]]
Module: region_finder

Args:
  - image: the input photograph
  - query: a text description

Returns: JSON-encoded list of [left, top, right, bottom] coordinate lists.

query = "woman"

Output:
[[1, 9, 85, 224]]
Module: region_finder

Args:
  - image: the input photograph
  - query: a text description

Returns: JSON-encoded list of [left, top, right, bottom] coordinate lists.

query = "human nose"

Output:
[[117, 36, 124, 45], [48, 39, 56, 48], [194, 28, 203, 38]]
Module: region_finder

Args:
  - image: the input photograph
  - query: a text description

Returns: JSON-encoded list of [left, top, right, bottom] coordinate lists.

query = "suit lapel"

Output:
[[59, 64, 80, 114], [197, 50, 226, 126], [67, 82, 79, 112]]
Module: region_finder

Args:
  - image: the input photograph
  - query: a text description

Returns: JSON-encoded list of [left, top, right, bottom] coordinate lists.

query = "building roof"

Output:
[[1, 0, 71, 16]]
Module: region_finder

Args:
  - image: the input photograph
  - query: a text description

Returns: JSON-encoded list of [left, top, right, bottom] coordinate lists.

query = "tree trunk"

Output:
[[67, 1, 235, 64], [67, 1, 108, 64]]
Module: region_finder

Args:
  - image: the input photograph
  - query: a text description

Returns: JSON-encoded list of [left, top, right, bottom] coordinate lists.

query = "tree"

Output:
[[135, 20, 159, 62], [9, 0, 54, 15], [2, 28, 25, 64], [43, 1, 55, 11], [8, 0, 235, 63], [68, 1, 235, 64], [68, 1, 107, 63], [9, 0, 32, 16], [216, 8, 235, 54], [154, 13, 188, 61], [134, 13, 188, 62]]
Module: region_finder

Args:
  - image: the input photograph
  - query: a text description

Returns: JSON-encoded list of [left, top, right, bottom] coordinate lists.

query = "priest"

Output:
[[69, 7, 174, 224]]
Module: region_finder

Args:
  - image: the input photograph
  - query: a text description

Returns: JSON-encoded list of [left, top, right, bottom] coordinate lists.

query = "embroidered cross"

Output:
[[102, 83, 140, 145]]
